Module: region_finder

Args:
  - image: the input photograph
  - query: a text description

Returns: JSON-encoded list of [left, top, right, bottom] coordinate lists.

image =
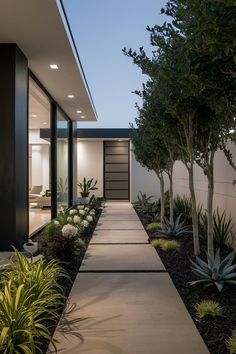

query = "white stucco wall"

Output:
[[77, 140, 104, 198], [130, 148, 169, 203], [173, 142, 236, 221]]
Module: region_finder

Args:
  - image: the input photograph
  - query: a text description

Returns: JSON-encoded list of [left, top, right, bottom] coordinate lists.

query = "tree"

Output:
[[163, 0, 236, 75], [124, 1, 236, 257], [134, 81, 179, 225], [131, 118, 169, 225]]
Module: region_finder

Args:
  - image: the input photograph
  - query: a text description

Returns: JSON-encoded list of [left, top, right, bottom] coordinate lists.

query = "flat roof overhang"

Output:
[[0, 0, 97, 121], [77, 128, 132, 139]]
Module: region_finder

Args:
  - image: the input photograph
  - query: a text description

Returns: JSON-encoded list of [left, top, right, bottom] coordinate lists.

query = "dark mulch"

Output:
[[136, 209, 236, 354], [34, 208, 102, 354]]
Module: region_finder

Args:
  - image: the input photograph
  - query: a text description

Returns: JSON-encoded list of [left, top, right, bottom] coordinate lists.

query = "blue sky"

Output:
[[63, 0, 167, 128]]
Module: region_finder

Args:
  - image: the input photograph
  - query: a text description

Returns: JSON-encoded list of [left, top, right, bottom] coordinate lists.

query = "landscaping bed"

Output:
[[136, 210, 236, 354], [35, 206, 102, 354]]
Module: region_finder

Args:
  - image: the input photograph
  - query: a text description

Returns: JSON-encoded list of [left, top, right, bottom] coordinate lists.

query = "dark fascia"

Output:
[[59, 0, 98, 120], [77, 128, 132, 139]]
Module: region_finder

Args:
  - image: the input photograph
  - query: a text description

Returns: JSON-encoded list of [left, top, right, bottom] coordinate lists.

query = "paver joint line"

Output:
[[90, 242, 149, 245], [79, 269, 168, 273]]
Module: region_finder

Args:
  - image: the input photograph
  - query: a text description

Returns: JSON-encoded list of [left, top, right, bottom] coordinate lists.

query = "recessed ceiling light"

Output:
[[32, 114, 37, 118], [50, 64, 58, 69], [76, 110, 82, 114], [43, 122, 47, 125], [68, 95, 74, 98], [81, 115, 85, 119]]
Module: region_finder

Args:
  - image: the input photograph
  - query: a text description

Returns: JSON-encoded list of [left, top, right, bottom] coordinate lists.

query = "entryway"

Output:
[[104, 140, 130, 200]]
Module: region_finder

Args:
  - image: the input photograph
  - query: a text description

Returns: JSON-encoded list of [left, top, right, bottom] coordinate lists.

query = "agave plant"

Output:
[[157, 214, 192, 238], [190, 250, 236, 292]]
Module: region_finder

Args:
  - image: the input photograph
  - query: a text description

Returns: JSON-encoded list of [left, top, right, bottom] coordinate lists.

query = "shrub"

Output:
[[190, 250, 236, 292], [2, 249, 66, 304], [0, 251, 66, 353], [152, 239, 180, 251], [227, 335, 236, 354], [151, 239, 166, 249], [157, 214, 192, 238], [195, 300, 223, 318], [161, 240, 180, 251], [174, 195, 192, 220], [198, 209, 234, 247], [40, 233, 85, 261], [147, 222, 162, 232], [213, 208, 234, 248], [0, 281, 58, 353]]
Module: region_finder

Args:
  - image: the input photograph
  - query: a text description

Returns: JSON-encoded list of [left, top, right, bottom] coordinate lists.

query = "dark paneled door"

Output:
[[104, 141, 130, 200]]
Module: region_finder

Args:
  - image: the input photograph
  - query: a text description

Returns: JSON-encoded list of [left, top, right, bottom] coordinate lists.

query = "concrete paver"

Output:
[[90, 229, 148, 244], [96, 220, 144, 230], [48, 273, 209, 354], [100, 214, 140, 221], [48, 202, 209, 354], [80, 244, 164, 271]]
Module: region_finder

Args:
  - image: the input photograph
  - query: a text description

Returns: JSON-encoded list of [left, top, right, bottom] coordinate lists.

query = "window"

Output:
[[57, 109, 69, 211], [28, 78, 51, 234]]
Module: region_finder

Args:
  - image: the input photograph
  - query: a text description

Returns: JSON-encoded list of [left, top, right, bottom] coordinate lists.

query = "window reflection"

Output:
[[57, 110, 69, 211]]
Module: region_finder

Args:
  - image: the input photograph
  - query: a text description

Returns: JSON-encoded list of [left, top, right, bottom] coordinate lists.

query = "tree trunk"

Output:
[[168, 170, 174, 225], [207, 151, 215, 258], [160, 173, 165, 226], [155, 170, 165, 226], [188, 163, 200, 256]]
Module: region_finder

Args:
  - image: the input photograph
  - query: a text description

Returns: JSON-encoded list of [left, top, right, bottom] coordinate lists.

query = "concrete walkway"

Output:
[[48, 202, 209, 354]]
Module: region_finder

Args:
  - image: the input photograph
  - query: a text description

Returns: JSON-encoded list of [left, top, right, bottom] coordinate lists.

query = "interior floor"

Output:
[[29, 209, 51, 235]]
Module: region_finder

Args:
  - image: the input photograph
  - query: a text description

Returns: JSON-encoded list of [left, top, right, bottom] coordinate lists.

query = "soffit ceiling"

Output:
[[0, 0, 97, 122]]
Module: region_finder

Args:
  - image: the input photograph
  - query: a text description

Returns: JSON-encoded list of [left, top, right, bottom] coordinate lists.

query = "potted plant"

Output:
[[77, 177, 98, 204]]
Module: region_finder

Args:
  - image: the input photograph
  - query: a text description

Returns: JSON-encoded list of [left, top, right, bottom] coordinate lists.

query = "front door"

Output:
[[104, 140, 130, 200]]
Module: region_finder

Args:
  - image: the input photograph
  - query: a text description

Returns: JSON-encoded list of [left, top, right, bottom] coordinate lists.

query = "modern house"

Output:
[[1, 0, 236, 253], [0, 0, 97, 250]]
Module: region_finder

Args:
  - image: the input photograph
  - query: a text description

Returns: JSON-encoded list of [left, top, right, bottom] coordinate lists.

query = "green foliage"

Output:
[[198, 209, 234, 247], [89, 195, 105, 209], [174, 195, 192, 221], [227, 334, 236, 354], [161, 240, 180, 251], [134, 192, 160, 214], [190, 250, 236, 292], [151, 239, 166, 249], [157, 214, 192, 238], [195, 300, 223, 319], [0, 250, 66, 353], [147, 222, 162, 232], [152, 239, 180, 251], [213, 208, 234, 248], [78, 177, 98, 198]]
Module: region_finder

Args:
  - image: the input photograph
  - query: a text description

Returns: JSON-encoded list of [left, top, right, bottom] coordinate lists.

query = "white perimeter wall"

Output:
[[77, 141, 104, 198], [130, 148, 169, 202], [173, 142, 236, 221]]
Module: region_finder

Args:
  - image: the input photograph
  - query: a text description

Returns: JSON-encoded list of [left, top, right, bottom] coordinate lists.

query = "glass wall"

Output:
[[57, 109, 69, 211], [28, 78, 51, 234]]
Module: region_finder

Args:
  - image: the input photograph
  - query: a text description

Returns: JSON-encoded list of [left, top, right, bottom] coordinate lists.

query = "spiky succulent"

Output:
[[190, 250, 236, 292], [195, 300, 223, 318], [157, 214, 192, 238], [147, 222, 162, 232], [227, 334, 236, 354]]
